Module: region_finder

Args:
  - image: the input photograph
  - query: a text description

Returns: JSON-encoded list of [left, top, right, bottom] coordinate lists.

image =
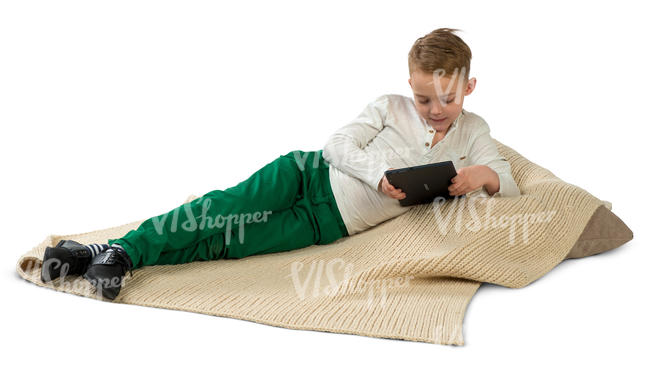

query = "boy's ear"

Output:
[[408, 77, 412, 88], [464, 77, 477, 95]]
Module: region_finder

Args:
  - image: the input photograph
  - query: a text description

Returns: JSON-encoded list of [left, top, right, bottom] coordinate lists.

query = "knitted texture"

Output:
[[15, 139, 612, 346]]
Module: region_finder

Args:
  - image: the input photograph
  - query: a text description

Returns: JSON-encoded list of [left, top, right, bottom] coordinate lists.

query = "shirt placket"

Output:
[[422, 122, 448, 157], [421, 110, 464, 161]]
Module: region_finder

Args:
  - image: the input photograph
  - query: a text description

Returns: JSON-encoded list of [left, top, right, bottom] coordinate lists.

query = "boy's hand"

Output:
[[378, 169, 406, 200], [448, 165, 491, 196]]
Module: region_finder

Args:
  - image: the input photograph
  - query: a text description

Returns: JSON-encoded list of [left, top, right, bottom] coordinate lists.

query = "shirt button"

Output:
[[425, 142, 430, 147], [429, 129, 434, 133]]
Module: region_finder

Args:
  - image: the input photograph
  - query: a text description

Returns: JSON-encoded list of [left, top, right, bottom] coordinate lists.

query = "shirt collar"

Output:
[[417, 108, 465, 134]]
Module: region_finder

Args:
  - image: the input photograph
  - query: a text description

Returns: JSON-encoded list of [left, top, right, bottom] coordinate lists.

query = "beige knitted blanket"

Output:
[[15, 140, 616, 346]]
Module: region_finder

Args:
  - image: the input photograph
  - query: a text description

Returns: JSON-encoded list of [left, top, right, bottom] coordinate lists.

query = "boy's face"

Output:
[[408, 69, 476, 133]]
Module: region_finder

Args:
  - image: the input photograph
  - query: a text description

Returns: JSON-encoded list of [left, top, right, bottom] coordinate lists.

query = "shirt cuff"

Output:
[[370, 161, 393, 192], [492, 172, 521, 198]]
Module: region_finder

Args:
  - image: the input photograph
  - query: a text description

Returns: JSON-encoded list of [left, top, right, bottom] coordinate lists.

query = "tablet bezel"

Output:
[[384, 160, 462, 206]]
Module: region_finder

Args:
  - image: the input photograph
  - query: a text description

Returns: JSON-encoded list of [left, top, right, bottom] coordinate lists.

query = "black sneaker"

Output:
[[41, 240, 93, 283], [83, 246, 134, 301]]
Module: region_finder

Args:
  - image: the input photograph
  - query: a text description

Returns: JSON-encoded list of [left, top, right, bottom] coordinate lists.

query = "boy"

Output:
[[40, 27, 520, 300], [324, 28, 520, 235]]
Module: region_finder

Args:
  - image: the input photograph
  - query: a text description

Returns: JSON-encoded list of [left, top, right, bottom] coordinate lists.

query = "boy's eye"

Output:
[[419, 98, 455, 105]]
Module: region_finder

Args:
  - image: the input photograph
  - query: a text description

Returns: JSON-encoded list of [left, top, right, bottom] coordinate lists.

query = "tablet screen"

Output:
[[385, 161, 461, 206]]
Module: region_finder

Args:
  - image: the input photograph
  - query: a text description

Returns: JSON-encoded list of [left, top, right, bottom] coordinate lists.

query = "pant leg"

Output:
[[108, 151, 310, 269], [153, 204, 317, 265], [152, 233, 227, 266], [151, 149, 349, 264]]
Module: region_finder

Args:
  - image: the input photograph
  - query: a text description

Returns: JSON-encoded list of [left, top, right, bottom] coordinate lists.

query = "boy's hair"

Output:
[[408, 28, 472, 82]]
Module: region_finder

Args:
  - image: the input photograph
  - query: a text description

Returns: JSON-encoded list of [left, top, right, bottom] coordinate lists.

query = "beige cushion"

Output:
[[13, 139, 636, 346], [563, 203, 634, 260]]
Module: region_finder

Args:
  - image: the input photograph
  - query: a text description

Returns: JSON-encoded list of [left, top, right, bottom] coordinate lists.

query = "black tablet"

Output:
[[384, 160, 464, 206]]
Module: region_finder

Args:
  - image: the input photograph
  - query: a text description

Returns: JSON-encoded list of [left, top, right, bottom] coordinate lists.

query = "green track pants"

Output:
[[107, 150, 349, 269]]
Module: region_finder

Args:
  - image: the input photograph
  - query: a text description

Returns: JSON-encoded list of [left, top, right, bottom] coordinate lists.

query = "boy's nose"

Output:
[[429, 102, 443, 115]]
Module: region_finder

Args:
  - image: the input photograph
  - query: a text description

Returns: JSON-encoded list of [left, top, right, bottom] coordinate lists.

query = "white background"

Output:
[[1, 0, 647, 376]]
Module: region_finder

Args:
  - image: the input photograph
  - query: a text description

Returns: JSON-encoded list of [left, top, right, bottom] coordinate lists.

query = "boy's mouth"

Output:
[[430, 117, 447, 122]]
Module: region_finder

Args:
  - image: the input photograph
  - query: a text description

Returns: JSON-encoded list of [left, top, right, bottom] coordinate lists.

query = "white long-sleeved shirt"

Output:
[[323, 93, 520, 236]]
